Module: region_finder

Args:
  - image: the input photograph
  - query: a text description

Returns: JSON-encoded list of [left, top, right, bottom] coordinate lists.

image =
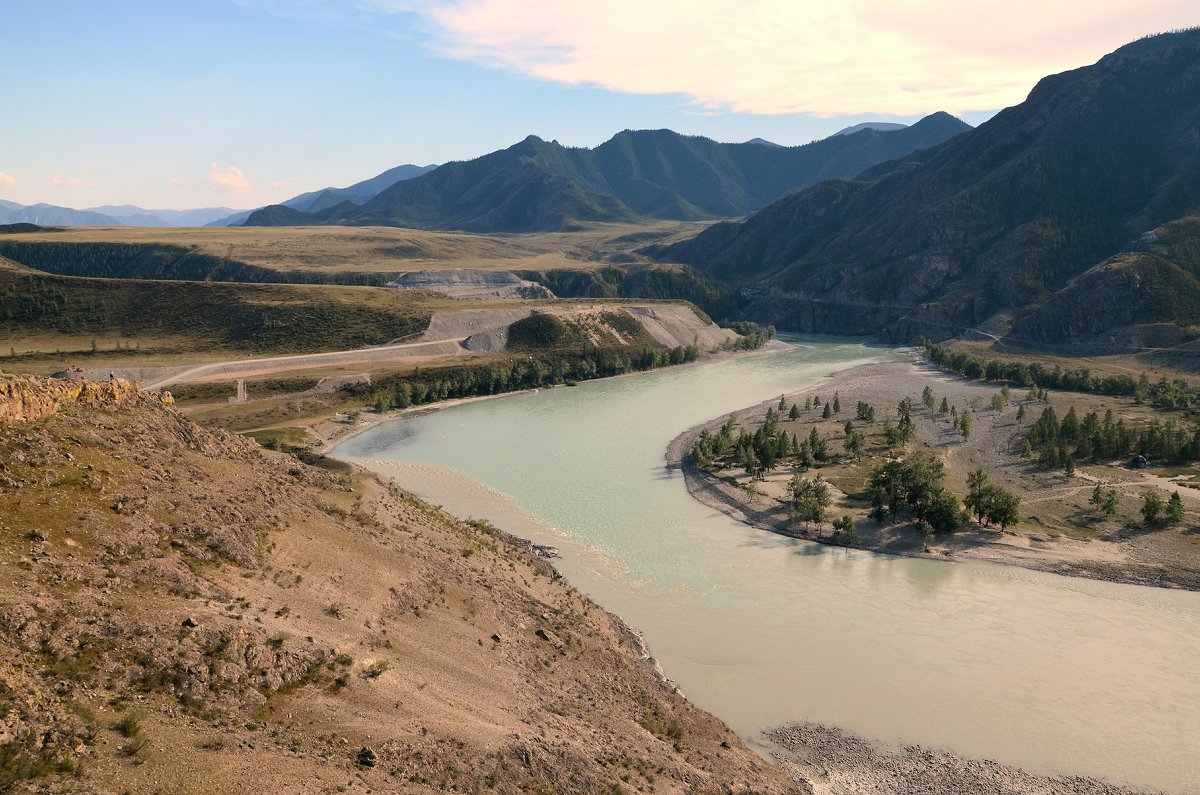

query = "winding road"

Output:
[[141, 336, 469, 390]]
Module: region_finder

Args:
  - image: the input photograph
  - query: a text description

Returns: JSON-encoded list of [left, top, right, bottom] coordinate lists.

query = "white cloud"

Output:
[[51, 175, 95, 188], [378, 0, 1198, 116], [0, 171, 17, 189], [209, 162, 254, 195]]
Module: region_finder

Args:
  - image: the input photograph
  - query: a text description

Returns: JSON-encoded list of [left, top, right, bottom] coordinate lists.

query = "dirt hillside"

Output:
[[0, 371, 798, 794]]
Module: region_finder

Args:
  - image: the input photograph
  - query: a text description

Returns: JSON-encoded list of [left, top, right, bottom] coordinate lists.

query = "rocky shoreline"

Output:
[[766, 722, 1158, 795]]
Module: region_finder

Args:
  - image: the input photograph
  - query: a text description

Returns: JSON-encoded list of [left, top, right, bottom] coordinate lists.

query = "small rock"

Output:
[[491, 633, 503, 643], [356, 746, 378, 767], [181, 617, 198, 628], [535, 628, 564, 649]]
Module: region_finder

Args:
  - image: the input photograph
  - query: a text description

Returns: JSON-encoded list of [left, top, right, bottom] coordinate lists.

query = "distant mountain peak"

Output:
[[833, 121, 908, 136], [744, 137, 782, 147]]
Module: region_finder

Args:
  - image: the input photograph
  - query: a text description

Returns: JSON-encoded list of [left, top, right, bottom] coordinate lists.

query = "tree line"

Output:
[[347, 343, 700, 411], [923, 340, 1200, 410], [1024, 403, 1200, 468]]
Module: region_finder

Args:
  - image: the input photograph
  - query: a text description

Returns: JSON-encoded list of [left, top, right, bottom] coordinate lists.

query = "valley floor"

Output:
[[667, 358, 1200, 591]]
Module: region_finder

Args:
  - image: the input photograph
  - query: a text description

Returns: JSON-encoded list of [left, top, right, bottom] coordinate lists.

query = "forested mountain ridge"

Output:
[[1015, 213, 1200, 346], [656, 29, 1200, 344], [243, 114, 971, 232]]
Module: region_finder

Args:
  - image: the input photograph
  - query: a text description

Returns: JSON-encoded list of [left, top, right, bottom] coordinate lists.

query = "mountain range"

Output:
[[244, 114, 971, 232], [656, 29, 1200, 346], [207, 163, 438, 226], [0, 164, 440, 228], [0, 199, 245, 228]]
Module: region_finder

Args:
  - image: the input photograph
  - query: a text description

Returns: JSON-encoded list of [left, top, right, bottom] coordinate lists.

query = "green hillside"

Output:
[[0, 269, 430, 356]]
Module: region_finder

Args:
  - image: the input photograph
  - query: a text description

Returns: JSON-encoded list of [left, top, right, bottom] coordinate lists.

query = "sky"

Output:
[[0, 0, 1195, 210]]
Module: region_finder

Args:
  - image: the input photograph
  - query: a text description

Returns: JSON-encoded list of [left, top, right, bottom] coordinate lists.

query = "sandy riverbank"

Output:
[[667, 359, 1200, 591]]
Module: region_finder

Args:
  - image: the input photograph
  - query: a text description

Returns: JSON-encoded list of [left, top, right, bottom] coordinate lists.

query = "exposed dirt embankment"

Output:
[[623, 304, 736, 349], [0, 372, 797, 794], [420, 302, 734, 354], [388, 268, 553, 300]]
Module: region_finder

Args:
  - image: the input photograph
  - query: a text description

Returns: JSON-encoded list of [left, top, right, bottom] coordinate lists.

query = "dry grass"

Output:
[[4, 221, 701, 274]]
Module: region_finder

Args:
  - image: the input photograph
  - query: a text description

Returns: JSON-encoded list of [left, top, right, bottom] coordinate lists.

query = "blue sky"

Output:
[[1, 0, 1194, 210]]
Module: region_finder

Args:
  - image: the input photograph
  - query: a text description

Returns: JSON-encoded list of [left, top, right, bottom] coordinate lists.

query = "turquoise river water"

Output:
[[333, 337, 1200, 793]]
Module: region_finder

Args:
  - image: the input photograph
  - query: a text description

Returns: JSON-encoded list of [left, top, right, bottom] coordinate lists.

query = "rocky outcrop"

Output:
[[0, 371, 173, 423]]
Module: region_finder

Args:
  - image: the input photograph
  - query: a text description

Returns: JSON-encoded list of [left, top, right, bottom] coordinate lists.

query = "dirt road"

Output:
[[141, 336, 468, 389]]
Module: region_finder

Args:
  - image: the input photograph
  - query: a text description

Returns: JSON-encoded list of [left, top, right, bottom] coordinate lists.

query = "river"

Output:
[[332, 337, 1200, 793]]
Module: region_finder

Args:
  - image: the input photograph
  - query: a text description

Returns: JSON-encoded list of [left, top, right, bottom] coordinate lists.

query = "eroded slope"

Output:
[[0, 372, 796, 794]]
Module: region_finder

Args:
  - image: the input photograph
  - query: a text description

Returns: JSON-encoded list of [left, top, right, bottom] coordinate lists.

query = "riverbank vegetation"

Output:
[[676, 359, 1200, 590], [348, 341, 701, 412], [689, 391, 1020, 543], [924, 340, 1200, 409]]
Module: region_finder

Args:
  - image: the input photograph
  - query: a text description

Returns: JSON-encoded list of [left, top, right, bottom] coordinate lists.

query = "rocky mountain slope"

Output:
[[244, 115, 971, 232], [657, 30, 1200, 344], [1015, 212, 1200, 346], [0, 371, 797, 793]]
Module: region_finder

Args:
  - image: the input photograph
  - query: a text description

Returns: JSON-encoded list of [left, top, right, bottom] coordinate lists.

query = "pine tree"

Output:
[[1166, 491, 1185, 525], [822, 402, 832, 419], [831, 515, 857, 545], [789, 404, 800, 421], [939, 397, 949, 415], [832, 394, 841, 414], [1141, 492, 1165, 526]]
